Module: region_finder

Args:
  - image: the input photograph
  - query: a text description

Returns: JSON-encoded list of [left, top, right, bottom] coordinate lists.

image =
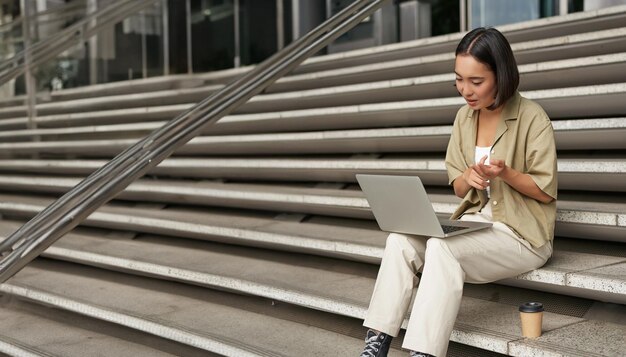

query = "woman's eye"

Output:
[[472, 82, 482, 86]]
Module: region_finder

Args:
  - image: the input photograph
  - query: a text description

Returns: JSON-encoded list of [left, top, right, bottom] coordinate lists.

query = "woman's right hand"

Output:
[[463, 156, 490, 190]]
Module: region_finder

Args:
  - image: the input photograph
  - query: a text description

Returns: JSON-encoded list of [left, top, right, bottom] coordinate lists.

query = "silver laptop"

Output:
[[356, 174, 492, 238]]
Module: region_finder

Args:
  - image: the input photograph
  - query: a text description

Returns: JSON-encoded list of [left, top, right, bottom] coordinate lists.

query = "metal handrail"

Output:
[[0, 0, 391, 283], [0, 0, 157, 86]]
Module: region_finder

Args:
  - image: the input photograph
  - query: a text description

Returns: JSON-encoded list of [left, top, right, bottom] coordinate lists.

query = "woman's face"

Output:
[[454, 54, 498, 111]]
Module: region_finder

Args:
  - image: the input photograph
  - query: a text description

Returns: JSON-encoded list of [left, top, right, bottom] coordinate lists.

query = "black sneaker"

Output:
[[360, 329, 392, 357], [409, 351, 435, 357]]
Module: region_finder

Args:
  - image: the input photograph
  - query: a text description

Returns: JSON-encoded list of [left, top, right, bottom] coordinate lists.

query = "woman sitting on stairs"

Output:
[[360, 27, 558, 357]]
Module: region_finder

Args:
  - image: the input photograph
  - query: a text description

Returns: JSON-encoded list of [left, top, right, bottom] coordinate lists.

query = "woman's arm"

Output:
[[454, 156, 554, 204], [475, 158, 554, 204], [452, 169, 472, 198]]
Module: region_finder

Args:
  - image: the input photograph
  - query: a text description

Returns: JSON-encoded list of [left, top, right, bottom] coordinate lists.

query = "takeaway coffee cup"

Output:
[[519, 302, 544, 338]]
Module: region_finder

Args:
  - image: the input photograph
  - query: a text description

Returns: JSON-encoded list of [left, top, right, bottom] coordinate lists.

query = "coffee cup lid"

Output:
[[519, 302, 544, 313]]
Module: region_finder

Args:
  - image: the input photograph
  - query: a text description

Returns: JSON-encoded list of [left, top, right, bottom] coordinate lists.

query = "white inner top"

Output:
[[475, 146, 492, 198]]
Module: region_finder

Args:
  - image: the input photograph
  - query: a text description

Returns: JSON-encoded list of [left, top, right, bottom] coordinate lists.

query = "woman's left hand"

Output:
[[475, 158, 506, 180]]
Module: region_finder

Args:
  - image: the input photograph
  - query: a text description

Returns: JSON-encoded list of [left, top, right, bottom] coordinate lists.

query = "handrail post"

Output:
[[161, 0, 169, 76], [141, 9, 147, 79], [234, 0, 241, 68], [460, 0, 468, 32], [185, 0, 192, 74], [87, 0, 98, 85], [19, 0, 39, 140], [276, 0, 284, 51]]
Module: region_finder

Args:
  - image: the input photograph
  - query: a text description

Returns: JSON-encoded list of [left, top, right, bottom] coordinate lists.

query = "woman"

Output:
[[360, 27, 557, 357]]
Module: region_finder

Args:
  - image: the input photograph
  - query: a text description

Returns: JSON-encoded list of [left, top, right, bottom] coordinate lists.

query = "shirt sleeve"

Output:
[[526, 119, 558, 199], [445, 110, 468, 185]]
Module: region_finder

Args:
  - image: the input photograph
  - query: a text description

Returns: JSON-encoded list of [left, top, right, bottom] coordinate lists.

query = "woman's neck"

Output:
[[476, 107, 502, 147], [479, 105, 503, 120]]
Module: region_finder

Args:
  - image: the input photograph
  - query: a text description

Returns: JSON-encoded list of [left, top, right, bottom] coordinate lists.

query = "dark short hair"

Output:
[[455, 27, 519, 110]]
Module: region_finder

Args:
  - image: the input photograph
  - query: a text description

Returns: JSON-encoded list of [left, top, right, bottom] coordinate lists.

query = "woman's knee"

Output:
[[425, 238, 459, 260], [386, 232, 409, 246], [384, 233, 421, 262], [425, 237, 446, 252]]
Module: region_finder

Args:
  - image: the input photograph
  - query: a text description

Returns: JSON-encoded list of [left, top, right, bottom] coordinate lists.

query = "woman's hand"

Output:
[[463, 156, 509, 191], [462, 155, 492, 190], [475, 157, 506, 180]]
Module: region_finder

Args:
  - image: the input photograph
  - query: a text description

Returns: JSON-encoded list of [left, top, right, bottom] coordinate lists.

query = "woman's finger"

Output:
[[475, 164, 489, 177], [472, 165, 485, 178], [470, 174, 487, 190], [490, 159, 504, 168]]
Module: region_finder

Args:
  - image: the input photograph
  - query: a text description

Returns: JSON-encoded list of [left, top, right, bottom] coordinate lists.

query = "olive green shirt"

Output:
[[445, 92, 558, 248]]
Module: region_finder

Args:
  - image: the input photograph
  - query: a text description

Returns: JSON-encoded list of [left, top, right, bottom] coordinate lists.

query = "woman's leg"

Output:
[[363, 232, 428, 337], [402, 221, 551, 356]]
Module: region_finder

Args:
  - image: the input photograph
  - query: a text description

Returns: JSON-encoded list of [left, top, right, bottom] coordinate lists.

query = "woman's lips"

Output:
[[465, 98, 478, 106]]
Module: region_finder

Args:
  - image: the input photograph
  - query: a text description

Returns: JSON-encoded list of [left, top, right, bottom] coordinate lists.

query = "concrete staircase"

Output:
[[0, 5, 625, 357]]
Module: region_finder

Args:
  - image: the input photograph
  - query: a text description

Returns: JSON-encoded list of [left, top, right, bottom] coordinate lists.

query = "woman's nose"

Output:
[[457, 84, 472, 97], [457, 83, 468, 97]]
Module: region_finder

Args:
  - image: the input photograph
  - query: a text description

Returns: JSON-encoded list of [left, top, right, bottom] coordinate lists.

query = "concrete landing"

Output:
[[1, 260, 406, 357], [0, 299, 193, 357]]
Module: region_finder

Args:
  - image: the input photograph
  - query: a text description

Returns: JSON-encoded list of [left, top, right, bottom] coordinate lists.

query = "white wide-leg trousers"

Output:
[[363, 204, 552, 357]]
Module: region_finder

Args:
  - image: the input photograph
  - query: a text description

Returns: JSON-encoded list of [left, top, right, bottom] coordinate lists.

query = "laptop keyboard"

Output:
[[441, 225, 467, 234]]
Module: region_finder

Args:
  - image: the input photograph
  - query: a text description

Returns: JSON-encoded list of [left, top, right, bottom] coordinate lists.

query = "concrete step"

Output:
[[0, 195, 624, 304], [1, 248, 624, 356], [0, 104, 189, 131], [290, 5, 626, 75], [0, 177, 622, 242], [0, 298, 207, 357], [0, 84, 222, 120], [1, 83, 624, 133], [215, 83, 626, 134], [0, 156, 622, 192], [214, 53, 626, 114], [1, 117, 624, 154], [1, 259, 406, 357], [0, 74, 208, 109], [0, 193, 619, 259], [1, 30, 625, 120], [270, 28, 626, 93]]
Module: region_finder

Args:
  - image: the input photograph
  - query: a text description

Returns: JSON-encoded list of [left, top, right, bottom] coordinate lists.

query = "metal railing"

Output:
[[0, 0, 391, 283], [0, 0, 158, 87]]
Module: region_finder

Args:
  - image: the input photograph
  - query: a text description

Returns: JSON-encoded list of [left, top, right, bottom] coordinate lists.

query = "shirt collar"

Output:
[[501, 91, 521, 121]]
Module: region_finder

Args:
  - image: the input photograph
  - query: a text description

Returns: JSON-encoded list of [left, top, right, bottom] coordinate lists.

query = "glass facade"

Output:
[[2, 0, 625, 95], [431, 0, 460, 36], [187, 0, 235, 72], [470, 0, 540, 28], [468, 0, 559, 29]]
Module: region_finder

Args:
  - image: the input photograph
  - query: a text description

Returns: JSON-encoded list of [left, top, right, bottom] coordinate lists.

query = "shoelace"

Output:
[[409, 351, 432, 357], [360, 334, 382, 357]]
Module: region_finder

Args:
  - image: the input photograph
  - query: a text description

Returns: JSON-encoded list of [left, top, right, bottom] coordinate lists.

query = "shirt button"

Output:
[[493, 200, 498, 206], [491, 149, 495, 154]]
